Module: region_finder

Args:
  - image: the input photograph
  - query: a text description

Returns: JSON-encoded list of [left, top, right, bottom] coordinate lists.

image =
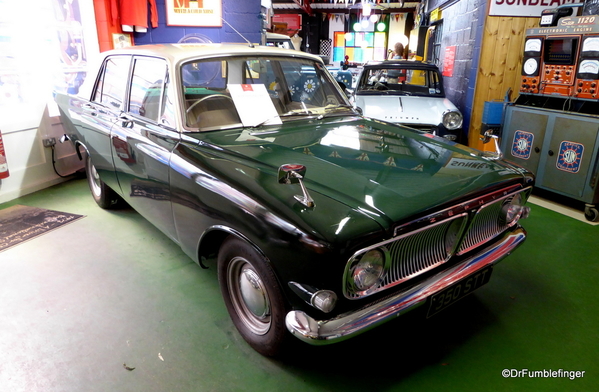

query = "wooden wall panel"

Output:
[[469, 16, 539, 149]]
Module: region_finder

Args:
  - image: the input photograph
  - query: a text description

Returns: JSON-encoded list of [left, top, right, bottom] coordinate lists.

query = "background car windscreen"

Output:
[[358, 68, 444, 96]]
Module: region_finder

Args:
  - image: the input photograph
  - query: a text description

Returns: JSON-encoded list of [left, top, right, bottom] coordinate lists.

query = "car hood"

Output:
[[190, 117, 526, 233], [354, 95, 458, 126]]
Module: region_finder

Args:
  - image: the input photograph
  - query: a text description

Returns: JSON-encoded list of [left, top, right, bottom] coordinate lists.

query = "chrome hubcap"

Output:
[[239, 267, 269, 318], [87, 158, 101, 196], [227, 256, 271, 335]]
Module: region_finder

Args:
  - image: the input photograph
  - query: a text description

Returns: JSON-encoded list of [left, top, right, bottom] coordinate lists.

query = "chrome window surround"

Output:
[[343, 185, 532, 299]]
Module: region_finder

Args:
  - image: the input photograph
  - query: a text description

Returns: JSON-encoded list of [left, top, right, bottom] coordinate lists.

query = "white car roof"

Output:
[[97, 43, 321, 65]]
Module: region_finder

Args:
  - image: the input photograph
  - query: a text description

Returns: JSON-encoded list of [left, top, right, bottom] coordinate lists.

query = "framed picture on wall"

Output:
[[112, 34, 132, 49], [165, 0, 222, 27]]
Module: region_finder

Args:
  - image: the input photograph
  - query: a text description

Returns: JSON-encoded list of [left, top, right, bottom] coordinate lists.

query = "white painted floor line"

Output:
[[528, 196, 599, 226]]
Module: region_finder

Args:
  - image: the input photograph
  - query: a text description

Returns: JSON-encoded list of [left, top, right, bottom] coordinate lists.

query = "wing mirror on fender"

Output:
[[278, 164, 315, 208]]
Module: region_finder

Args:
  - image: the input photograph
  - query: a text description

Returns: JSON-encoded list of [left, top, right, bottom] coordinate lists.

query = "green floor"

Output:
[[1, 178, 597, 391]]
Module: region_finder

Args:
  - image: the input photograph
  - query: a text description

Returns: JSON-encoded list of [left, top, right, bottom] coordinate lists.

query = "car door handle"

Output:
[[82, 103, 97, 116], [118, 115, 134, 128]]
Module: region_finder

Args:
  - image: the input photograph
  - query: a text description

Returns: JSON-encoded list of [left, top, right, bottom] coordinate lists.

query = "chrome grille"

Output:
[[343, 187, 530, 300], [381, 220, 452, 287], [457, 198, 506, 255]]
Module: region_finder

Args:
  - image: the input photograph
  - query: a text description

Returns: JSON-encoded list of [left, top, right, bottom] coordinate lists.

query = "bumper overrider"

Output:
[[285, 227, 526, 345]]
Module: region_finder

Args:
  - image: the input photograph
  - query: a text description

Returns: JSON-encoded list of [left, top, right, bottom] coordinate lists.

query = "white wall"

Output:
[[388, 13, 408, 56], [0, 0, 99, 204]]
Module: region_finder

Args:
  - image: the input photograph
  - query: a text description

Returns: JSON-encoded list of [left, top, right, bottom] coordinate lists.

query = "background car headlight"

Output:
[[442, 110, 463, 130], [500, 193, 531, 226], [351, 249, 386, 291]]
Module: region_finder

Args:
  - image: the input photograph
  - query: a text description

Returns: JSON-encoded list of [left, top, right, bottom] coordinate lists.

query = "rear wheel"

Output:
[[217, 236, 289, 357], [85, 155, 122, 209]]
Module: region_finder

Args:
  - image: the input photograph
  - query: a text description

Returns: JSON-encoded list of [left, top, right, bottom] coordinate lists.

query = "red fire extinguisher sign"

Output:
[[0, 130, 9, 179]]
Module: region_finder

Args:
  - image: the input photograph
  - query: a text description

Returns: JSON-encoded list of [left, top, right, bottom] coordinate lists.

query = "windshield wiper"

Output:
[[316, 104, 357, 120], [248, 111, 311, 130]]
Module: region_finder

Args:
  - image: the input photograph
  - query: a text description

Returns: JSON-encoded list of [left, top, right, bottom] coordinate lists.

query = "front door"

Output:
[[110, 56, 180, 241]]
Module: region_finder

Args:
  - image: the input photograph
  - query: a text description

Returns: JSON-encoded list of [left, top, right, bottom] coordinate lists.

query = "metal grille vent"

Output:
[[381, 220, 453, 287], [457, 199, 506, 255], [343, 188, 528, 299]]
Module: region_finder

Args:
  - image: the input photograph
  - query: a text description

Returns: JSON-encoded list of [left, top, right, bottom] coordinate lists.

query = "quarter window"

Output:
[[93, 56, 130, 110]]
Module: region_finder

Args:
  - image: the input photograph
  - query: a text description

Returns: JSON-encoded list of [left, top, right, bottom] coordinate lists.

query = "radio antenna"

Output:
[[221, 18, 254, 48]]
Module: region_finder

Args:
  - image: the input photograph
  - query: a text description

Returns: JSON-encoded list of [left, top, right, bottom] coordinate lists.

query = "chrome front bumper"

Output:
[[285, 227, 526, 345]]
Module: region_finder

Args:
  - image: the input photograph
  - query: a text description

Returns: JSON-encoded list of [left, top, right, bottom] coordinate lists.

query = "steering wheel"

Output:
[[375, 82, 388, 90], [186, 94, 234, 114]]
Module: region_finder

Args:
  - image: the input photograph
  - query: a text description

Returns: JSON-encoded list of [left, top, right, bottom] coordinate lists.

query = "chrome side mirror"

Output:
[[479, 130, 503, 160], [278, 164, 314, 208]]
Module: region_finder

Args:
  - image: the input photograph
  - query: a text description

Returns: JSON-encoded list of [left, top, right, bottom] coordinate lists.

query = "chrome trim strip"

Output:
[[392, 185, 531, 237], [286, 227, 526, 345]]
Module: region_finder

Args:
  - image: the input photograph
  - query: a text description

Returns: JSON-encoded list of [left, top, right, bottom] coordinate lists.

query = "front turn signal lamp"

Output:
[[500, 193, 531, 226]]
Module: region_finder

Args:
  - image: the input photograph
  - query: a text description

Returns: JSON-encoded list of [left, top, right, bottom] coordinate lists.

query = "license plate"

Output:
[[427, 266, 493, 318]]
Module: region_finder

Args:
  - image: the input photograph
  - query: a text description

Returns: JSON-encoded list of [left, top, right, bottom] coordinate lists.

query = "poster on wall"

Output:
[[165, 0, 222, 27], [489, 0, 584, 17], [442, 46, 456, 77]]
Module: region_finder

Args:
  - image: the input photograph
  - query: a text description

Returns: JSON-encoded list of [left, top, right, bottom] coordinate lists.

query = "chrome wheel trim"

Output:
[[87, 157, 102, 197], [227, 256, 271, 335]]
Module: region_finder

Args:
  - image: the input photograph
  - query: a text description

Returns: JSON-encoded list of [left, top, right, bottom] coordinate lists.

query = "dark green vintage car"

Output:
[[55, 44, 534, 356]]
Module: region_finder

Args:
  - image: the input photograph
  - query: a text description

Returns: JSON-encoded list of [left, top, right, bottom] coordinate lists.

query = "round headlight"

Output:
[[352, 249, 386, 291], [442, 110, 463, 130]]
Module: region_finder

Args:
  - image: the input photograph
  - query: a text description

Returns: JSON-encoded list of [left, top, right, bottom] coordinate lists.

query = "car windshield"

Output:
[[356, 67, 444, 97], [181, 56, 352, 130]]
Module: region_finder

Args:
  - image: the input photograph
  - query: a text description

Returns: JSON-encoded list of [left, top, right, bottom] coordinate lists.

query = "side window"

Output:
[[129, 57, 168, 122], [431, 70, 443, 95], [93, 56, 130, 110]]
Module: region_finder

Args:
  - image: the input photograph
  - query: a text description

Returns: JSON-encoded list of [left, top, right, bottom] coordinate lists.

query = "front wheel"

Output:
[[217, 236, 290, 357], [85, 155, 122, 209]]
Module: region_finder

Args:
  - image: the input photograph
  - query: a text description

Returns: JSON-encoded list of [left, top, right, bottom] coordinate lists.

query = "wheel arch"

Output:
[[74, 140, 89, 161], [197, 225, 271, 266]]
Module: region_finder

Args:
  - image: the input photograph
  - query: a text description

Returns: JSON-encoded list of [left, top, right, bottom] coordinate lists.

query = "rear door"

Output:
[[110, 56, 180, 241], [80, 55, 131, 192]]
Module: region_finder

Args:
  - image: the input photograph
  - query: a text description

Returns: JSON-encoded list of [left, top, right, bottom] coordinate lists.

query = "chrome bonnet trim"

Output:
[[285, 227, 526, 345]]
